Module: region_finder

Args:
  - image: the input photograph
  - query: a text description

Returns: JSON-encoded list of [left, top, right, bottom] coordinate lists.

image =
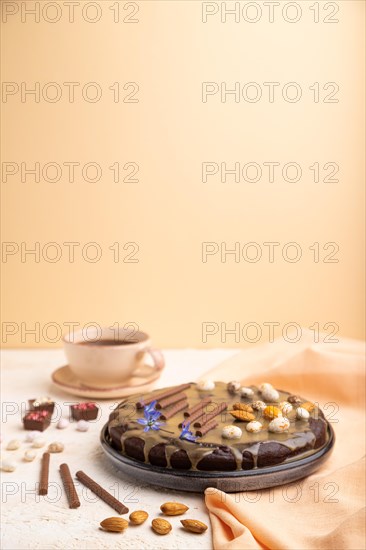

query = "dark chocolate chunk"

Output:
[[197, 446, 236, 471], [170, 449, 192, 470], [124, 437, 145, 462], [148, 443, 167, 467], [109, 426, 127, 451], [241, 450, 255, 470], [309, 417, 327, 448], [257, 442, 291, 467]]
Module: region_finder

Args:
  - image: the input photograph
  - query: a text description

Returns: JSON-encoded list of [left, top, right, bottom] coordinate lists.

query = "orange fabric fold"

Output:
[[203, 332, 365, 550]]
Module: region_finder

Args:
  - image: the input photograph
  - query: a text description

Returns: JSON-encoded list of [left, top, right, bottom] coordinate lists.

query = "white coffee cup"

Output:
[[63, 326, 164, 388]]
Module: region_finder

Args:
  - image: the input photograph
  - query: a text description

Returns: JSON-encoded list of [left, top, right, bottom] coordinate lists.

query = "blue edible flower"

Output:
[[179, 421, 197, 443], [137, 400, 164, 432]]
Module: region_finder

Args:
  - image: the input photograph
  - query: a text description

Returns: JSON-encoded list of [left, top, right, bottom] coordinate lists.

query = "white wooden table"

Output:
[[1, 349, 238, 550]]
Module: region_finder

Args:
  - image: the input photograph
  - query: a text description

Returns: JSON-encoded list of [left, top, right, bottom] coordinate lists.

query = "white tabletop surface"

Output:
[[1, 349, 239, 550]]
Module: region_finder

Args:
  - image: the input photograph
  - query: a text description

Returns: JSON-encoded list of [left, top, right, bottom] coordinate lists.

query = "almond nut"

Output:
[[129, 510, 148, 525], [229, 410, 255, 422], [100, 517, 128, 532], [233, 403, 253, 413], [263, 406, 282, 420], [181, 519, 208, 534], [160, 502, 189, 516], [151, 518, 172, 535]]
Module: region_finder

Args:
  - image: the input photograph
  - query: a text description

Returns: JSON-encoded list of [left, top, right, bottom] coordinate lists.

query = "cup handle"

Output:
[[134, 348, 165, 377]]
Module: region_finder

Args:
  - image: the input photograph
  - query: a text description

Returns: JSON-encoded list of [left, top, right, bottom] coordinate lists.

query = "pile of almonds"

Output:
[[100, 501, 208, 536]]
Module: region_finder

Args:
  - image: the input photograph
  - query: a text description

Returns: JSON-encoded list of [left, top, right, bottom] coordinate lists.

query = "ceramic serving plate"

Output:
[[100, 423, 335, 493]]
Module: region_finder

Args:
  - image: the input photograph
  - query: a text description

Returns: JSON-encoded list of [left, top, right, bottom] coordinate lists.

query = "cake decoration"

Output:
[[197, 380, 215, 391], [252, 400, 266, 411], [240, 387, 254, 398], [179, 422, 197, 443], [288, 394, 302, 405], [193, 402, 227, 427], [136, 383, 191, 409], [222, 425, 242, 439], [195, 420, 219, 437], [296, 407, 310, 420], [268, 417, 290, 433], [261, 386, 280, 402], [279, 401, 293, 415], [159, 399, 188, 420], [246, 421, 263, 433], [301, 401, 315, 412], [263, 406, 282, 420], [227, 381, 241, 394], [136, 401, 164, 432], [229, 409, 255, 422], [184, 396, 212, 418]]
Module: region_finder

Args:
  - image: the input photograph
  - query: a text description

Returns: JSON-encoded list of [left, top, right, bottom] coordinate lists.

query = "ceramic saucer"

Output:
[[51, 365, 162, 399]]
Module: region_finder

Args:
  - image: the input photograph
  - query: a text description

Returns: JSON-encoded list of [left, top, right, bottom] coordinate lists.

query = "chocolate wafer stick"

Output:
[[156, 392, 187, 410], [136, 383, 191, 409], [179, 403, 213, 428], [184, 396, 212, 417], [195, 420, 219, 437], [193, 402, 227, 428], [159, 399, 188, 420], [60, 463, 80, 509], [39, 452, 50, 495], [76, 470, 129, 514]]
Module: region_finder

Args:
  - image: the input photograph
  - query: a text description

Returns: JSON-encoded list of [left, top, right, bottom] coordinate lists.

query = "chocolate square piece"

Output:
[[70, 402, 99, 421], [29, 397, 55, 415], [23, 410, 52, 431]]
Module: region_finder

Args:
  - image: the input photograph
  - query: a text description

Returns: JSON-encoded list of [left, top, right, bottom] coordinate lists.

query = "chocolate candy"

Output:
[[70, 402, 99, 421], [23, 410, 51, 432], [29, 397, 55, 414]]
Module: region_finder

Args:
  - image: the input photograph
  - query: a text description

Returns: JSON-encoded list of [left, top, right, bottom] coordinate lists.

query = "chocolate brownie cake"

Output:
[[107, 381, 329, 472]]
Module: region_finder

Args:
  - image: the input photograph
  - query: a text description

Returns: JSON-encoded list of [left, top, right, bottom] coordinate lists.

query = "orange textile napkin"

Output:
[[203, 331, 366, 550]]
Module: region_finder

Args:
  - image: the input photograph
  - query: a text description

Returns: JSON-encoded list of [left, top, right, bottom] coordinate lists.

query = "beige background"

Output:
[[1, 1, 365, 348]]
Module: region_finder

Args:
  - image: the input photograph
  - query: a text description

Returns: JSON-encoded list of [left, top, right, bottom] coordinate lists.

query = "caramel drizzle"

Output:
[[195, 420, 219, 437], [193, 402, 227, 428], [184, 396, 212, 417], [156, 392, 187, 410], [136, 383, 191, 409], [159, 399, 188, 420]]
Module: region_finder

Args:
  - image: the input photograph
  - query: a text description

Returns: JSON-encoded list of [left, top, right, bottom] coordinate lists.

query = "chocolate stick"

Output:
[[195, 420, 219, 437], [39, 452, 50, 495], [136, 383, 191, 409], [184, 396, 212, 417], [76, 470, 129, 514], [159, 399, 188, 420], [60, 463, 80, 509], [156, 392, 187, 410], [179, 406, 210, 428], [193, 402, 228, 428]]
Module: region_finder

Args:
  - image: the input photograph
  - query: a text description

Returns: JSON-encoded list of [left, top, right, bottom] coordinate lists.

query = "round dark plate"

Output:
[[100, 423, 335, 493]]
